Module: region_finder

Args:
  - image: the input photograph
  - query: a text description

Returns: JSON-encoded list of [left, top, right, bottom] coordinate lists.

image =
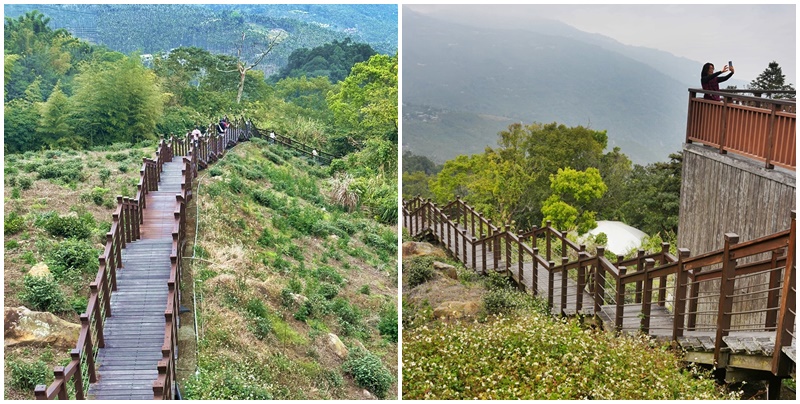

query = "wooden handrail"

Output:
[[403, 197, 796, 375]]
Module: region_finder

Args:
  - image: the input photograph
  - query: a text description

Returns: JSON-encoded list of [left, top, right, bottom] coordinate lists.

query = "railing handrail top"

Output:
[[688, 88, 797, 106]]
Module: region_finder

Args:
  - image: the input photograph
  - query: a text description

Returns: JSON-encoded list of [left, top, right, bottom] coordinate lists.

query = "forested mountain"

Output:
[[3, 4, 397, 78], [403, 9, 689, 165], [275, 38, 377, 83]]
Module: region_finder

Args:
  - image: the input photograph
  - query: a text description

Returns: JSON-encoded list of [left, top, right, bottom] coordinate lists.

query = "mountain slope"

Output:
[[402, 10, 690, 165]]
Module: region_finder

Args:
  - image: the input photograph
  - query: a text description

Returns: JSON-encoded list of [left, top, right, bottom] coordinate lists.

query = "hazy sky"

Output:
[[406, 4, 796, 87]]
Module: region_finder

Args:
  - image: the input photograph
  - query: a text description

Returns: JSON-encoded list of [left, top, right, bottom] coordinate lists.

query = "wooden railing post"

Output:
[[640, 258, 655, 333], [70, 349, 85, 399], [764, 102, 777, 169], [471, 236, 477, 271], [594, 247, 606, 314], [532, 247, 540, 296], [718, 95, 729, 155], [545, 221, 552, 263], [635, 249, 644, 303], [560, 256, 568, 315], [576, 251, 587, 313], [53, 367, 68, 400], [505, 225, 512, 277], [772, 211, 795, 375], [672, 248, 691, 340], [517, 231, 524, 292], [80, 314, 97, 384], [658, 242, 669, 306], [714, 233, 739, 362], [616, 266, 627, 332], [547, 261, 555, 311]]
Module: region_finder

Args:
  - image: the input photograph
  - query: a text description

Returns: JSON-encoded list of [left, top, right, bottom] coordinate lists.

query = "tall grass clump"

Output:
[[328, 173, 359, 212]]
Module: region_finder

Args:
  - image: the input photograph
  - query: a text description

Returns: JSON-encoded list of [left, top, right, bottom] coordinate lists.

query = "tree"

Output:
[[541, 167, 607, 233], [749, 61, 795, 98], [37, 82, 73, 148], [223, 30, 287, 104], [327, 53, 398, 142], [619, 153, 682, 237], [70, 55, 163, 147]]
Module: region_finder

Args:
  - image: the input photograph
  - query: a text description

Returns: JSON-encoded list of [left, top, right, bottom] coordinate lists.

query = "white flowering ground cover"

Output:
[[402, 308, 741, 400]]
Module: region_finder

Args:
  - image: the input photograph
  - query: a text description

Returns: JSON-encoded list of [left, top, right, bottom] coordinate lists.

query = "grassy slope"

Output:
[[3, 144, 156, 399], [401, 252, 740, 400], [179, 138, 398, 399]]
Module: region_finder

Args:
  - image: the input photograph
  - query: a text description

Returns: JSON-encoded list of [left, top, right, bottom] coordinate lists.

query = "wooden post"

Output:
[[635, 249, 645, 303], [719, 95, 729, 155], [517, 231, 524, 292], [54, 367, 68, 400], [560, 256, 568, 315], [764, 102, 777, 169], [658, 242, 669, 306], [505, 225, 512, 277], [765, 248, 781, 329], [616, 266, 627, 332], [462, 226, 468, 264], [577, 252, 587, 313], [481, 234, 487, 275], [547, 261, 555, 311], [545, 220, 552, 262], [714, 233, 739, 362], [71, 349, 85, 399], [641, 258, 655, 334], [594, 247, 606, 314], [672, 248, 691, 340], [80, 314, 97, 383], [471, 236, 477, 271], [772, 211, 795, 375], [532, 247, 540, 296]]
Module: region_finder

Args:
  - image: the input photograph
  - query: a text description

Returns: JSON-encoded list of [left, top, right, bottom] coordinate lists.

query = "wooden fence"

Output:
[[686, 89, 796, 170], [403, 196, 796, 375]]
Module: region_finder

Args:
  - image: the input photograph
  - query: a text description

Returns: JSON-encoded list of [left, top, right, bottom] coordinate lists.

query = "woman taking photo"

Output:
[[700, 62, 735, 101]]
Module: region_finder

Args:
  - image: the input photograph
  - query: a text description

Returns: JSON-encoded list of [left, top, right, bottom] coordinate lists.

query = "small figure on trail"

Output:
[[269, 131, 276, 144], [312, 149, 318, 164], [223, 115, 230, 129], [701, 62, 734, 101], [217, 118, 226, 135], [191, 126, 202, 138]]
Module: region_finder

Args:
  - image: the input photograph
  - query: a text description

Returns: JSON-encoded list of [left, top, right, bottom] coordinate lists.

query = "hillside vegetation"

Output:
[[2, 143, 168, 399], [401, 253, 740, 400], [180, 140, 397, 399]]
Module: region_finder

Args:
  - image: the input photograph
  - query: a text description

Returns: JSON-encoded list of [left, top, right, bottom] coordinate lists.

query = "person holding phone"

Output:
[[700, 61, 735, 101]]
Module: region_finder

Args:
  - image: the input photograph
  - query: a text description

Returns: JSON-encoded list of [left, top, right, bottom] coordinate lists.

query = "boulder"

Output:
[[4, 306, 80, 349], [290, 293, 308, 306], [327, 333, 348, 359], [28, 262, 51, 278], [362, 389, 376, 399], [433, 261, 458, 280], [402, 241, 446, 259], [432, 301, 481, 320]]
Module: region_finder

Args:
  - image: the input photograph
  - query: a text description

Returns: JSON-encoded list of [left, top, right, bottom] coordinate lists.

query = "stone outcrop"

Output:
[[433, 261, 458, 280], [402, 241, 446, 259], [4, 306, 80, 349], [327, 333, 348, 359]]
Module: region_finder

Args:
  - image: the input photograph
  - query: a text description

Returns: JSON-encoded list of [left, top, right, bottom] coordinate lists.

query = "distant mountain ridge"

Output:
[[4, 4, 397, 76], [402, 10, 715, 165]]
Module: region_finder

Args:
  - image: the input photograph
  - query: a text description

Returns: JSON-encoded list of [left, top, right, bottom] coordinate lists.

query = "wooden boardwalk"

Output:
[[405, 198, 796, 380], [87, 159, 185, 399]]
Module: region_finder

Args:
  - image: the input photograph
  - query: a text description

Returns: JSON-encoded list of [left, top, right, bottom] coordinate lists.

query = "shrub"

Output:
[[378, 305, 398, 343], [328, 173, 359, 212], [359, 285, 371, 295], [45, 239, 98, 278], [98, 168, 111, 186], [406, 256, 435, 287], [71, 296, 88, 314], [89, 187, 110, 206], [245, 298, 272, 340], [5, 212, 26, 235], [36, 160, 85, 183], [208, 166, 223, 177], [6, 240, 20, 249], [18, 176, 33, 190], [313, 266, 344, 286], [7, 359, 50, 390], [11, 187, 21, 199], [41, 213, 94, 240], [342, 347, 394, 399], [318, 283, 339, 300], [20, 274, 66, 313], [252, 188, 284, 209], [330, 298, 364, 337]]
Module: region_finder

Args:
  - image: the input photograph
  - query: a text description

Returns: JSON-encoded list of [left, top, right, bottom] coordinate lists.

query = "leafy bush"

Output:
[[6, 240, 20, 249], [245, 298, 272, 340], [378, 305, 398, 343], [252, 188, 284, 209], [45, 239, 98, 278], [318, 283, 339, 300], [90, 187, 110, 206], [40, 213, 94, 240], [313, 266, 344, 286], [405, 256, 435, 287], [342, 347, 394, 399], [5, 211, 26, 235], [20, 274, 66, 313], [71, 296, 88, 314], [18, 176, 33, 190], [98, 168, 111, 186], [7, 359, 50, 390], [330, 298, 364, 337], [36, 160, 85, 183]]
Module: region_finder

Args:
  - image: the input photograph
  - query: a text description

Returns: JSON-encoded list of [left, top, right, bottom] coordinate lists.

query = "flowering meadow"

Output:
[[402, 310, 741, 400]]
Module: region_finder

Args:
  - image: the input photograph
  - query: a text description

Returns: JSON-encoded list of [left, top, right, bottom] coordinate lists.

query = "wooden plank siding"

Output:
[[678, 144, 795, 330]]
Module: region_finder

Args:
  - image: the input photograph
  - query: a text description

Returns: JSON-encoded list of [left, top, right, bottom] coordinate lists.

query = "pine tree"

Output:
[[749, 61, 795, 98]]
